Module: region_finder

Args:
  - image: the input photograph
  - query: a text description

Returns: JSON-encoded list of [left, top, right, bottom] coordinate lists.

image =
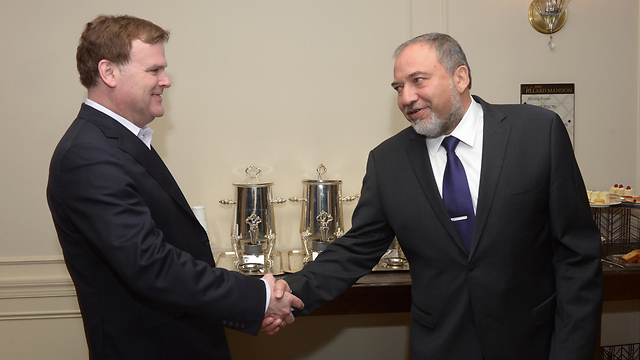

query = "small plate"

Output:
[[590, 200, 622, 207], [606, 254, 640, 267], [382, 257, 407, 267], [372, 257, 410, 271], [372, 248, 410, 272]]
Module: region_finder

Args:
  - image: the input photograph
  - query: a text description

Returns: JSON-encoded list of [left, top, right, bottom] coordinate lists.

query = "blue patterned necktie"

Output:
[[441, 136, 475, 252]]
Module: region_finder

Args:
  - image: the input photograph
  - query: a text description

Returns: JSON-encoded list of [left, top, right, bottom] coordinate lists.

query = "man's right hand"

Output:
[[260, 275, 301, 335]]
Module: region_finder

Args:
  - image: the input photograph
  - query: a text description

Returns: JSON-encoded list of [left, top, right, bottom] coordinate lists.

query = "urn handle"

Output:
[[245, 165, 261, 181], [219, 199, 236, 205], [317, 164, 327, 180], [288, 196, 307, 203], [271, 197, 287, 204], [341, 194, 360, 202]]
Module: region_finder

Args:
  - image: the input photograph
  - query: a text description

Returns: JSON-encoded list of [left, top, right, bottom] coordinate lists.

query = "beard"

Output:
[[408, 85, 465, 138]]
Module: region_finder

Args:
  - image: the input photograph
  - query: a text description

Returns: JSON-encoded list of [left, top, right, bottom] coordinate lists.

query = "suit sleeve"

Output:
[[52, 137, 266, 334], [546, 114, 603, 359], [286, 151, 396, 315]]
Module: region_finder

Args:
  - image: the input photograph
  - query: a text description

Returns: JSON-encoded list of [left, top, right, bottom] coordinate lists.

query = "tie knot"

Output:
[[442, 136, 460, 152]]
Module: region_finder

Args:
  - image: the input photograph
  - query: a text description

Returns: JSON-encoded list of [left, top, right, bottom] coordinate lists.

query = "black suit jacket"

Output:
[[47, 104, 266, 360], [286, 96, 603, 360]]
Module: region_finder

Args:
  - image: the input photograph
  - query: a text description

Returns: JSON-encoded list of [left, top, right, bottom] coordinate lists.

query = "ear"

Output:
[[452, 65, 470, 94], [97, 60, 117, 88]]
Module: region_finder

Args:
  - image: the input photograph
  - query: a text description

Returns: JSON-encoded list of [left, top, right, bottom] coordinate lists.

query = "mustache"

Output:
[[404, 102, 431, 116]]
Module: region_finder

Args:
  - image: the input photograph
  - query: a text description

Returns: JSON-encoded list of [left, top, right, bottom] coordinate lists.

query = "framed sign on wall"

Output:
[[520, 83, 575, 146]]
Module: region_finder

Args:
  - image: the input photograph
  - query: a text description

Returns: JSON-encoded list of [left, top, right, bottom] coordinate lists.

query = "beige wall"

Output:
[[0, 0, 638, 358]]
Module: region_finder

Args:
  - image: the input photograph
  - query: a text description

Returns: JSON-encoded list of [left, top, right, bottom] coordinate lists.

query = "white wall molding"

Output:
[[0, 256, 65, 266], [0, 278, 75, 299], [0, 257, 78, 322], [0, 310, 80, 321], [0, 256, 70, 280], [0, 277, 80, 321]]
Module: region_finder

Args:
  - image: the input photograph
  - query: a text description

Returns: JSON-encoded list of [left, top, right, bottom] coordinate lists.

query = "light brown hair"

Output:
[[76, 15, 170, 88]]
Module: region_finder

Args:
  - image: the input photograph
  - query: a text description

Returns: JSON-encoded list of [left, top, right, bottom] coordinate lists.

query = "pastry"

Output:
[[625, 186, 635, 197], [621, 249, 640, 263]]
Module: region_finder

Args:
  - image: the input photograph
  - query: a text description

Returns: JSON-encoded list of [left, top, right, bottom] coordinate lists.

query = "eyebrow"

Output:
[[391, 71, 429, 88], [408, 71, 428, 78]]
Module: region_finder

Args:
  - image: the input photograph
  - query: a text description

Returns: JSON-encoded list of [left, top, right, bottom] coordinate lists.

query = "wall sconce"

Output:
[[528, 0, 571, 49]]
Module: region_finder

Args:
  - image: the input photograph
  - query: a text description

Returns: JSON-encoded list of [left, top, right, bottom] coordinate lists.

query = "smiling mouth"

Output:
[[405, 106, 429, 119], [405, 100, 430, 113]]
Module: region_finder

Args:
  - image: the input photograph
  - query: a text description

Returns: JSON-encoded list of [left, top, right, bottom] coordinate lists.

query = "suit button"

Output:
[[222, 320, 228, 326], [467, 264, 476, 272]]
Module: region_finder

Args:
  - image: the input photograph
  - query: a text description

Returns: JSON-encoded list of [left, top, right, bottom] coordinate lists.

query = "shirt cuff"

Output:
[[261, 278, 271, 314]]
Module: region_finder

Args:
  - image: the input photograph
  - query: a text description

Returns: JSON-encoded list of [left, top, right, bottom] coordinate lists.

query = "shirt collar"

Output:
[[426, 96, 481, 154], [84, 99, 153, 149]]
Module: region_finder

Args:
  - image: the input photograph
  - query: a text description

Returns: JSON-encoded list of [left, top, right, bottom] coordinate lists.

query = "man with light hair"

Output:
[[48, 15, 302, 360]]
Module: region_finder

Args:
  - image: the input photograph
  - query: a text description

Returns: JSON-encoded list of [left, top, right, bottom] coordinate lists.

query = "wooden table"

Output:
[[300, 265, 640, 313], [602, 261, 640, 301], [305, 271, 412, 316]]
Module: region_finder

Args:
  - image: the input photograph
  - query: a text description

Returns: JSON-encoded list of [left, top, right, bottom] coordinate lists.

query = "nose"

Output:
[[159, 71, 171, 88], [398, 85, 418, 107]]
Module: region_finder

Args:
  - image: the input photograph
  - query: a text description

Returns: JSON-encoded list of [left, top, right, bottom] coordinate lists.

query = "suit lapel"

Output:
[[405, 131, 467, 253], [120, 139, 193, 216], [404, 96, 513, 255], [470, 96, 511, 255], [148, 148, 194, 216], [79, 104, 194, 216]]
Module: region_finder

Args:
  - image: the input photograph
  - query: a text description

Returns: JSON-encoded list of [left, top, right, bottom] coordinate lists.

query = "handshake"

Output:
[[260, 274, 303, 335]]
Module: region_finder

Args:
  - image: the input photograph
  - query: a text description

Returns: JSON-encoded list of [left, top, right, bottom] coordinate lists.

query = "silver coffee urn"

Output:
[[289, 164, 359, 264], [220, 165, 286, 274]]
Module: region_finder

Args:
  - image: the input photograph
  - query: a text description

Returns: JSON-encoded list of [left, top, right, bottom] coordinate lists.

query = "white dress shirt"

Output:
[[84, 99, 154, 149], [425, 97, 484, 212]]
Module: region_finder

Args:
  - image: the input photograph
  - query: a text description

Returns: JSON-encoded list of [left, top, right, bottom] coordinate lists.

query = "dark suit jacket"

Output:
[[285, 96, 603, 360], [47, 104, 266, 360]]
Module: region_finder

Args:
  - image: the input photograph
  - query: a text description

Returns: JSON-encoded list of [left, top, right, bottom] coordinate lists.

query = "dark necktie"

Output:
[[442, 136, 475, 252]]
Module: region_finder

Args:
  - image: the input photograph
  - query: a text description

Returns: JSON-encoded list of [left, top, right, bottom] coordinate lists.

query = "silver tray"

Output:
[[606, 254, 640, 267], [281, 249, 410, 273], [214, 251, 284, 275], [282, 250, 305, 273]]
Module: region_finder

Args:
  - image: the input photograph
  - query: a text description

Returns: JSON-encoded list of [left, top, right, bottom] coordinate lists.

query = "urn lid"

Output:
[[232, 165, 274, 187], [301, 164, 342, 185]]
